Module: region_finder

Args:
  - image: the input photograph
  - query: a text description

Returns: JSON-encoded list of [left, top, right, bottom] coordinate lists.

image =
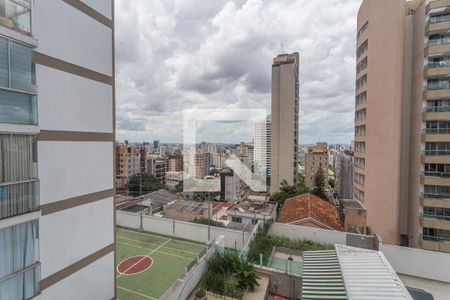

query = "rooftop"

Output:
[[278, 193, 344, 231], [340, 198, 366, 210], [164, 200, 210, 214], [227, 196, 276, 215]]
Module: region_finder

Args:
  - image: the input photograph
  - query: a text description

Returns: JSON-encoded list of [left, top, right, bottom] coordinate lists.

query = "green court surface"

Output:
[[116, 228, 208, 300]]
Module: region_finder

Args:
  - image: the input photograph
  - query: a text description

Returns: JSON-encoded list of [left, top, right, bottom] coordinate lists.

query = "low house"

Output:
[[278, 193, 344, 231], [163, 200, 212, 222], [226, 195, 277, 227]]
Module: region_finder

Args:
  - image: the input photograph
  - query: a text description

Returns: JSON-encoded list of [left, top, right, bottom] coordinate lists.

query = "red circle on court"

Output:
[[117, 255, 153, 275]]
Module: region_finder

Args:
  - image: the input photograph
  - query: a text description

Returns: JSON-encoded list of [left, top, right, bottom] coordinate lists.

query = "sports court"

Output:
[[116, 228, 208, 300]]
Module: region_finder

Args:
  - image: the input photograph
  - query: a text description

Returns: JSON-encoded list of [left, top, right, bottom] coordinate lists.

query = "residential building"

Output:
[[278, 194, 345, 231], [159, 145, 167, 158], [147, 157, 167, 185], [226, 195, 277, 225], [164, 200, 212, 222], [168, 154, 183, 172], [220, 168, 246, 202], [139, 142, 150, 174], [153, 140, 159, 151], [304, 143, 329, 189], [336, 150, 354, 199], [166, 171, 183, 188], [0, 1, 115, 299], [195, 151, 208, 180], [116, 143, 140, 188], [340, 198, 367, 234], [353, 0, 450, 251], [254, 115, 271, 177], [270, 53, 299, 193]]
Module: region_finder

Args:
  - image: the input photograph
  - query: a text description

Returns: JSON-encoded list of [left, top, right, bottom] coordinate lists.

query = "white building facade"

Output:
[[0, 1, 115, 299], [254, 115, 271, 177]]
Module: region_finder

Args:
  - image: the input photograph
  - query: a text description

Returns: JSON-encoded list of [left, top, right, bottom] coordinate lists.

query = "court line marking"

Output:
[[117, 235, 200, 255], [117, 241, 193, 260], [118, 228, 208, 248], [117, 238, 171, 279], [116, 255, 153, 276], [117, 285, 158, 300]]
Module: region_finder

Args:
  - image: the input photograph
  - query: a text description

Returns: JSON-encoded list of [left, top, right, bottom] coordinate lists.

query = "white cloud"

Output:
[[115, 0, 362, 144]]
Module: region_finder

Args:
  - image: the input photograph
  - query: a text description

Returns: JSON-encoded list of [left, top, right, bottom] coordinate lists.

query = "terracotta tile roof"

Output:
[[278, 193, 344, 231]]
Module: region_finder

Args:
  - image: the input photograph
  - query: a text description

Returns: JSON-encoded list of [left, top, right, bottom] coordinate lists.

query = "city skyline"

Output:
[[116, 0, 362, 144]]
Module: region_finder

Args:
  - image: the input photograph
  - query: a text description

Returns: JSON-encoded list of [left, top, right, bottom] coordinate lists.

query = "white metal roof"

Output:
[[335, 245, 413, 300]]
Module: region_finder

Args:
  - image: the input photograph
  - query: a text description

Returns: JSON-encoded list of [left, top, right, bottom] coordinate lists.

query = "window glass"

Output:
[[10, 41, 34, 91], [0, 89, 37, 125], [0, 37, 8, 87]]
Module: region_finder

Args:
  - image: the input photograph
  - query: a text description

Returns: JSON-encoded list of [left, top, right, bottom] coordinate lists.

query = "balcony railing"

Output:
[[0, 0, 32, 35], [0, 180, 39, 220], [421, 192, 450, 199], [0, 262, 40, 299], [423, 214, 450, 221], [430, 14, 450, 24], [428, 37, 450, 46], [423, 149, 450, 155], [426, 81, 450, 90], [422, 234, 450, 243], [423, 170, 450, 177], [423, 106, 450, 112], [427, 60, 450, 68], [423, 128, 450, 134]]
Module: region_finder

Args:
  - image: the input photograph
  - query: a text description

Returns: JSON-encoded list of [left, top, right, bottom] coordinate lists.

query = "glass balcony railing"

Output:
[[430, 14, 450, 24], [0, 90, 37, 125], [427, 60, 450, 68], [428, 37, 450, 46], [423, 214, 450, 221], [422, 234, 450, 242], [0, 0, 31, 35], [421, 192, 450, 199], [423, 106, 450, 112], [426, 81, 450, 90], [423, 128, 450, 134], [423, 149, 450, 155], [0, 180, 39, 220], [0, 262, 40, 299], [423, 171, 450, 178]]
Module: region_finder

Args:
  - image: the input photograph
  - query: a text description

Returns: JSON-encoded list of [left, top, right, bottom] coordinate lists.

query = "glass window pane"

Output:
[[0, 89, 37, 125], [2, 0, 31, 34], [0, 37, 8, 87], [10, 41, 34, 91]]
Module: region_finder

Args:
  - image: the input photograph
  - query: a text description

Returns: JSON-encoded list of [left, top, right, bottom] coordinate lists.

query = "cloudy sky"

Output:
[[115, 0, 362, 145]]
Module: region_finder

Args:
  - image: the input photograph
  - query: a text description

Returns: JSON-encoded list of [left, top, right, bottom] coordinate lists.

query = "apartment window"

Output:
[[425, 99, 450, 112], [231, 216, 242, 223], [355, 142, 366, 153], [424, 163, 450, 177], [356, 40, 368, 59], [354, 188, 364, 202], [0, 220, 40, 299], [425, 142, 450, 155], [0, 36, 36, 125], [423, 227, 450, 242], [424, 185, 450, 199], [0, 0, 32, 35], [428, 56, 450, 69], [425, 121, 450, 134], [356, 74, 367, 90], [429, 34, 450, 46], [355, 91, 367, 106], [355, 108, 367, 121], [355, 125, 366, 137], [430, 12, 450, 24], [357, 21, 368, 39], [356, 57, 368, 74], [354, 157, 365, 169], [354, 172, 365, 186], [0, 134, 39, 219], [424, 206, 450, 221]]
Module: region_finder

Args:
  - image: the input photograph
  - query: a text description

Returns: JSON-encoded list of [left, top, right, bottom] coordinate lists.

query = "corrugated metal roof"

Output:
[[302, 250, 348, 300], [335, 245, 412, 300]]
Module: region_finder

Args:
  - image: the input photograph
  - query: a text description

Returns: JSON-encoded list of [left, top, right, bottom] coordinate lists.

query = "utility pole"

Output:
[[208, 192, 211, 241]]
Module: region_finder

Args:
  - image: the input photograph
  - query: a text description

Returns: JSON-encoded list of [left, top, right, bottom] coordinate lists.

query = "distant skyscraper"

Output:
[[270, 53, 299, 193], [354, 0, 450, 252], [254, 116, 271, 177], [153, 139, 160, 150]]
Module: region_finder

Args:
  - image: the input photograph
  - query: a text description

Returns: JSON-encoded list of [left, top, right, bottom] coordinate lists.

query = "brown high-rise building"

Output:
[[305, 143, 329, 190], [354, 0, 450, 252], [168, 155, 183, 172], [270, 53, 299, 193]]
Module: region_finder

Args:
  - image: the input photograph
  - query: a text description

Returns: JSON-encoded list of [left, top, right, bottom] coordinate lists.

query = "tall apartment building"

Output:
[[354, 0, 450, 252], [147, 157, 167, 186], [270, 53, 299, 193], [168, 154, 183, 172], [336, 150, 354, 199], [304, 143, 329, 190], [195, 151, 208, 179], [0, 1, 115, 298], [254, 116, 271, 178], [116, 143, 141, 188]]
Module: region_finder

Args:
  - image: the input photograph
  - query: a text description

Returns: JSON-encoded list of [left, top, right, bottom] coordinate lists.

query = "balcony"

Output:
[[0, 0, 31, 35], [425, 37, 450, 56], [427, 0, 450, 13], [422, 192, 450, 200], [424, 61, 450, 77], [0, 180, 39, 220], [423, 127, 450, 134], [424, 106, 450, 112]]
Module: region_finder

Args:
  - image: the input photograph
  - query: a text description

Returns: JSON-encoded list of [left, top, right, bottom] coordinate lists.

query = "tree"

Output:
[[175, 181, 183, 193], [193, 192, 208, 202], [192, 217, 225, 227], [270, 180, 310, 207], [328, 177, 335, 189], [312, 168, 327, 199], [128, 174, 162, 196]]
